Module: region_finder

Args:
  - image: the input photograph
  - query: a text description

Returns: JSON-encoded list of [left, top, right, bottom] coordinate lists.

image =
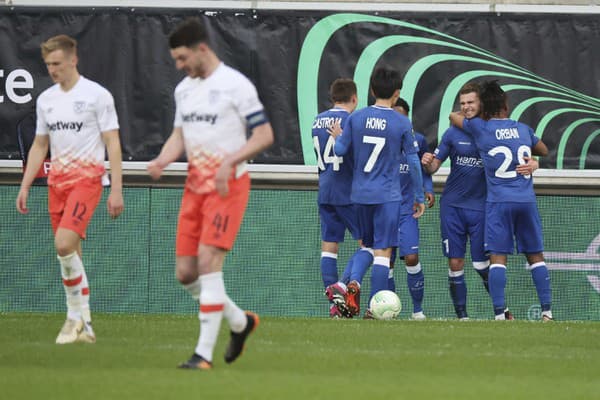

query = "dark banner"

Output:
[[1, 8, 599, 168]]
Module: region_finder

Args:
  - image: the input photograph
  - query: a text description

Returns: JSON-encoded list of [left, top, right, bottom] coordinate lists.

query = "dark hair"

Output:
[[329, 78, 357, 103], [169, 18, 210, 49], [394, 97, 410, 113], [370, 67, 402, 99], [480, 80, 507, 119], [459, 82, 480, 97]]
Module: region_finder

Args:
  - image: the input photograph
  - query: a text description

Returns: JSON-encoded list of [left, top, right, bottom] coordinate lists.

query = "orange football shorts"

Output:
[[176, 173, 250, 256], [48, 177, 103, 239]]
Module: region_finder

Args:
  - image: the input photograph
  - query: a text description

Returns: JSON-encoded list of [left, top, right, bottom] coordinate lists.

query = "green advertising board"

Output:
[[1, 185, 598, 321]]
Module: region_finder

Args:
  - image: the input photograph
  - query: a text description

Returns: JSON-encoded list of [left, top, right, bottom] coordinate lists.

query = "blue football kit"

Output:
[[434, 126, 487, 261], [462, 116, 550, 318]]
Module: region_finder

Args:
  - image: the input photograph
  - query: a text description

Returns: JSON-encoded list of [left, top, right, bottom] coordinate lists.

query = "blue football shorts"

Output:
[[397, 213, 419, 256], [485, 201, 544, 255], [440, 202, 487, 261], [319, 203, 361, 242], [356, 201, 400, 249]]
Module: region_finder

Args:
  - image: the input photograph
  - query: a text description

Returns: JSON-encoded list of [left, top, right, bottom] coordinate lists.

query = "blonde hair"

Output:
[[41, 34, 77, 58]]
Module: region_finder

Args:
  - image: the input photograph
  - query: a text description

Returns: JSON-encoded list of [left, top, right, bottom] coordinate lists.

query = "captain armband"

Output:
[[246, 110, 269, 129]]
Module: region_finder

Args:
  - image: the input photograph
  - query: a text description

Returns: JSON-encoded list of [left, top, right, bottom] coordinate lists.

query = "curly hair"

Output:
[[480, 80, 507, 119]]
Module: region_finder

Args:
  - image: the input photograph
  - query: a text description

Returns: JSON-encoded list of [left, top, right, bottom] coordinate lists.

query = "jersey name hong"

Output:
[[35, 76, 119, 187], [174, 63, 265, 194]]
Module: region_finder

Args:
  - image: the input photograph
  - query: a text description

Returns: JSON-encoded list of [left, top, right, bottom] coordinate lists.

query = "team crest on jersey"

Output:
[[73, 101, 86, 114]]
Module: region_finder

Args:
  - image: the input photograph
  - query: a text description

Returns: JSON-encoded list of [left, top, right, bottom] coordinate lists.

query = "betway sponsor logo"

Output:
[[47, 121, 84, 132], [182, 112, 217, 125], [544, 233, 600, 294], [455, 156, 483, 167]]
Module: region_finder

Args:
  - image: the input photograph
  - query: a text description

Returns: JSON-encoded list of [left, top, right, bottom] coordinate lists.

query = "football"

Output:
[[369, 290, 402, 320]]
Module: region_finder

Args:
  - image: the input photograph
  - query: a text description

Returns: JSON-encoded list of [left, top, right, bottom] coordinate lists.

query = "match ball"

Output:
[[369, 290, 402, 320]]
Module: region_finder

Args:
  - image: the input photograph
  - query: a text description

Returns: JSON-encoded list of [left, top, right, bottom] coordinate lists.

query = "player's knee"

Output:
[[54, 237, 78, 257], [448, 258, 465, 271], [175, 267, 197, 285], [175, 256, 198, 284], [404, 254, 419, 266], [525, 253, 544, 265]]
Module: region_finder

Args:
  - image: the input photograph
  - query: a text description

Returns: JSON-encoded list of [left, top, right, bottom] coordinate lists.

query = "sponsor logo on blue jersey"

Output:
[[455, 156, 483, 168]]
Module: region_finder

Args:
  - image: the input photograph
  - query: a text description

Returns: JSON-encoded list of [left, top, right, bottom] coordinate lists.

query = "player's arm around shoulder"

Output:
[[216, 121, 274, 197], [102, 129, 124, 219]]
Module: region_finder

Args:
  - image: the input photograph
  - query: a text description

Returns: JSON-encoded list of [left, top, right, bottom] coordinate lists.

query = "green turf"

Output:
[[0, 313, 598, 400]]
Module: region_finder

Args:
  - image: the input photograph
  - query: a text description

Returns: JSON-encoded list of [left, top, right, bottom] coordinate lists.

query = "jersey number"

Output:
[[362, 136, 385, 172], [313, 136, 343, 171], [488, 145, 531, 180]]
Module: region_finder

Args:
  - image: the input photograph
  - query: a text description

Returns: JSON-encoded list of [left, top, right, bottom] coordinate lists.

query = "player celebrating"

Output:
[[330, 67, 425, 316], [449, 80, 552, 321], [391, 98, 434, 320], [16, 34, 124, 344], [421, 83, 499, 320], [147, 18, 274, 369], [312, 78, 374, 318]]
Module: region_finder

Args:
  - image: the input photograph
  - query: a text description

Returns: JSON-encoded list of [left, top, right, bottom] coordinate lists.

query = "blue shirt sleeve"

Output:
[[434, 129, 452, 162], [528, 125, 539, 147], [416, 133, 433, 193], [334, 115, 352, 156], [406, 152, 425, 204], [462, 117, 484, 136]]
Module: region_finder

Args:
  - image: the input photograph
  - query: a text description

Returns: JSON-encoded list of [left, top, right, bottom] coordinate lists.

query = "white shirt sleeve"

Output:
[[96, 89, 120, 132], [35, 96, 48, 136]]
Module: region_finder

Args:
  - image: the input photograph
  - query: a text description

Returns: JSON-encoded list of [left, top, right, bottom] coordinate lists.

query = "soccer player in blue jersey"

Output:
[[421, 83, 498, 320], [330, 67, 425, 317], [389, 98, 434, 320], [449, 80, 552, 321], [312, 78, 374, 318]]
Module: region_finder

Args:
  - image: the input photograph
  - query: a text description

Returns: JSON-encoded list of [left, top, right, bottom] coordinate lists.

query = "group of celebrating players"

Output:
[[312, 68, 553, 322]]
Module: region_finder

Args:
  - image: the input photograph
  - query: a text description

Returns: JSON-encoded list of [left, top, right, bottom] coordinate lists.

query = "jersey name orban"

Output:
[[35, 76, 119, 188], [463, 118, 539, 203], [174, 63, 265, 194]]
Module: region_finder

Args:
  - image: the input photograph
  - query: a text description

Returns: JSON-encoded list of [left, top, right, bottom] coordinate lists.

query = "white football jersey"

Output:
[[36, 76, 119, 187], [174, 63, 264, 194]]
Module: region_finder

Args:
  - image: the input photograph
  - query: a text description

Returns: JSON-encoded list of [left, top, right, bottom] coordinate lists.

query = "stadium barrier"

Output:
[[1, 163, 599, 321]]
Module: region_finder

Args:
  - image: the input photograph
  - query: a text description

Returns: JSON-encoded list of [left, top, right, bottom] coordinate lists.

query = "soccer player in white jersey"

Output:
[[330, 67, 425, 314], [16, 34, 124, 344], [450, 80, 552, 321], [147, 18, 274, 370]]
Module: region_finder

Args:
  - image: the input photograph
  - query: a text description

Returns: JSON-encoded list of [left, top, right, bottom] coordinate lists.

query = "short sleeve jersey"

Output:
[[312, 108, 353, 205], [398, 132, 432, 215], [173, 63, 265, 194], [35, 76, 119, 187], [338, 105, 418, 204], [462, 117, 540, 203], [434, 126, 486, 211]]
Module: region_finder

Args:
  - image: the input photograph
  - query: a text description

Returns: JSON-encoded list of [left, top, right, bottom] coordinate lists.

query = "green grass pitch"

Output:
[[1, 313, 598, 400]]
